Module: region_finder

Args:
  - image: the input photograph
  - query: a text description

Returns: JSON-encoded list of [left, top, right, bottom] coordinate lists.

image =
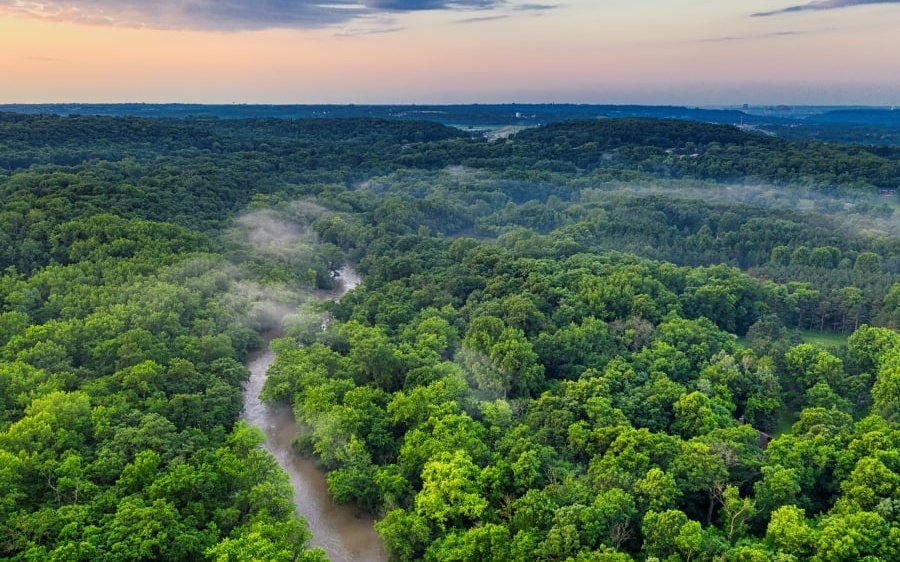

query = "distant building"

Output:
[[878, 189, 897, 197]]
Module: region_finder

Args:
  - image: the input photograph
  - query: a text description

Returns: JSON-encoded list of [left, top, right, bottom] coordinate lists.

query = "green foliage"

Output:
[[415, 450, 488, 529], [2, 112, 898, 562]]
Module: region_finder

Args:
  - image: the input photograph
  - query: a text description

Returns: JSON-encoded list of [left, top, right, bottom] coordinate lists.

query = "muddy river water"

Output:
[[241, 266, 388, 562]]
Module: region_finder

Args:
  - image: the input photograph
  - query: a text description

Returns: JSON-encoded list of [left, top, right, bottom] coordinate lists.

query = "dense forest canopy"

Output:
[[3, 103, 900, 145], [0, 112, 897, 561]]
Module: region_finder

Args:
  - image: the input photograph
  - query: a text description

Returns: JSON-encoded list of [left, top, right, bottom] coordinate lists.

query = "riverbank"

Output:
[[241, 266, 387, 562]]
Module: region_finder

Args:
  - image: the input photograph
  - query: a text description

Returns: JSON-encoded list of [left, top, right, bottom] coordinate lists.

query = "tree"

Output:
[[414, 451, 488, 529], [424, 523, 511, 562], [326, 436, 380, 512], [815, 511, 893, 562], [341, 321, 404, 391], [589, 428, 680, 491], [375, 509, 432, 562], [641, 509, 704, 562], [216, 422, 295, 522], [839, 456, 899, 512], [634, 468, 681, 513], [770, 246, 791, 266], [784, 344, 844, 392], [671, 441, 729, 524], [592, 488, 638, 550], [673, 391, 720, 438], [854, 252, 882, 274], [207, 517, 327, 562], [534, 317, 619, 380], [872, 356, 900, 422], [461, 316, 544, 399], [714, 485, 755, 543], [105, 497, 208, 561], [765, 505, 815, 558], [753, 465, 802, 519]]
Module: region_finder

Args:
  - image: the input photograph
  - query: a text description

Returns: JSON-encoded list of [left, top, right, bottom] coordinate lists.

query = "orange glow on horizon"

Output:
[[1, 2, 898, 105]]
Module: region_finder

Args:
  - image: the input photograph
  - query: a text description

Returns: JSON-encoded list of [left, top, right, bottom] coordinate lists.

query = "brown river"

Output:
[[241, 266, 388, 562]]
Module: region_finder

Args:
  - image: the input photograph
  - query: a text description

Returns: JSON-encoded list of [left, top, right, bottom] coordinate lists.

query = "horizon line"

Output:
[[1, 102, 896, 108]]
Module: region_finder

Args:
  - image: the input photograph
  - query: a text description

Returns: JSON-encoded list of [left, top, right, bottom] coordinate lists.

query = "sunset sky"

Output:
[[1, 1, 898, 104]]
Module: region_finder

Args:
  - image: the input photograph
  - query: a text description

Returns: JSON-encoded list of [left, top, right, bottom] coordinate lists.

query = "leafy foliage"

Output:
[[1, 112, 897, 561]]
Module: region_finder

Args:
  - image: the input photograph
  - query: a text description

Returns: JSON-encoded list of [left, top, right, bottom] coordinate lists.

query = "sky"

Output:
[[0, 0, 898, 105]]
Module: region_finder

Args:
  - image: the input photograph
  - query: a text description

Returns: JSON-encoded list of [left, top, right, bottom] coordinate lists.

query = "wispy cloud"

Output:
[[753, 0, 900, 17], [335, 26, 406, 37], [454, 14, 509, 23], [456, 1, 558, 22], [367, 1, 498, 9], [698, 30, 806, 42], [515, 3, 558, 10], [0, 0, 517, 31]]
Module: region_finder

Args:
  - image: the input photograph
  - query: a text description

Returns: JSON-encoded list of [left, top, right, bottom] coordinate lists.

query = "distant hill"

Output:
[[514, 118, 775, 150], [813, 108, 900, 126], [4, 103, 898, 145], [0, 102, 761, 124]]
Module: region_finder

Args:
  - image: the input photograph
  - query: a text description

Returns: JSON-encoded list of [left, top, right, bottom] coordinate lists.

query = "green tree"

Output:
[[765, 505, 815, 558], [375, 509, 432, 562], [414, 450, 488, 529], [634, 468, 682, 513]]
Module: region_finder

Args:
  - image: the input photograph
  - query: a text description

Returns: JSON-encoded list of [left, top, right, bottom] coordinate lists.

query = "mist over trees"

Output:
[[0, 112, 897, 561]]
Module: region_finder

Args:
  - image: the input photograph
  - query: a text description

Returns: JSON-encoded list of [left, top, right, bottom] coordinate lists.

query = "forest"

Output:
[[0, 111, 898, 561], [3, 104, 899, 145]]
